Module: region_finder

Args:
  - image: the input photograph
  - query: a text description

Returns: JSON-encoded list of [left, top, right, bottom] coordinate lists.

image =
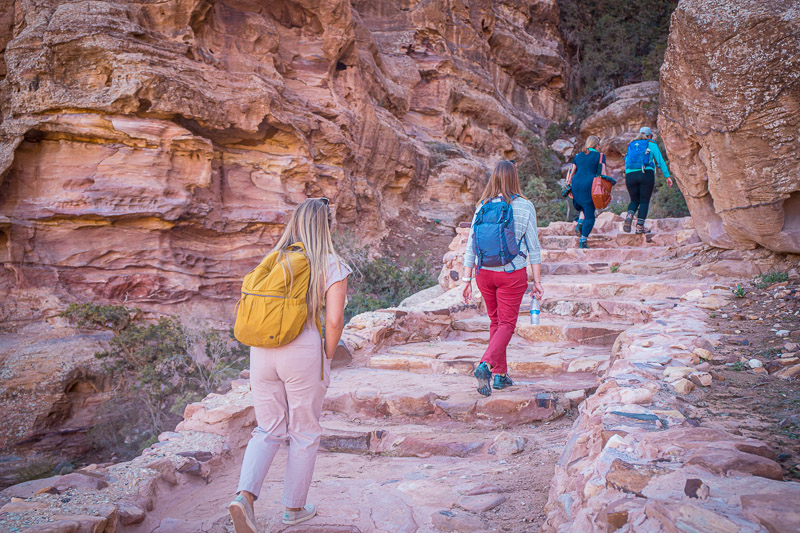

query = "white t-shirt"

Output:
[[325, 255, 351, 293]]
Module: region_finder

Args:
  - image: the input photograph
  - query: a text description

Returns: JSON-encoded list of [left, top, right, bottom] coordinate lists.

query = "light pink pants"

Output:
[[236, 327, 330, 507]]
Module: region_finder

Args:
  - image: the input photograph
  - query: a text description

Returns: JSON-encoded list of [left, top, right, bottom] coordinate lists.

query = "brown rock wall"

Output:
[[658, 0, 800, 253], [0, 0, 568, 318]]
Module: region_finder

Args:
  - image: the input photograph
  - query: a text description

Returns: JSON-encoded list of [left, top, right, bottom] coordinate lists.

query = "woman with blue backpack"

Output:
[[623, 127, 673, 234], [564, 135, 608, 248], [461, 160, 543, 396]]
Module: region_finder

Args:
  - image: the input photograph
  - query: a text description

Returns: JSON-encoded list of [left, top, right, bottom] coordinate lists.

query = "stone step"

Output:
[[368, 339, 610, 377], [323, 368, 566, 426], [541, 246, 668, 264], [541, 274, 701, 300], [451, 316, 628, 346], [319, 419, 490, 458], [540, 232, 683, 250], [521, 295, 671, 323], [541, 262, 619, 276], [538, 217, 690, 237]]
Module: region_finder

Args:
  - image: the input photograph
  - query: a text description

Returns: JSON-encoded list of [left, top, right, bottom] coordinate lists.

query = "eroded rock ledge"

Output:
[[543, 297, 800, 532], [0, 0, 568, 320]]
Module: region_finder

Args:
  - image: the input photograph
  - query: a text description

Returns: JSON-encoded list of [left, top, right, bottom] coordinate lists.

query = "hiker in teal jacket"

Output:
[[623, 127, 673, 234]]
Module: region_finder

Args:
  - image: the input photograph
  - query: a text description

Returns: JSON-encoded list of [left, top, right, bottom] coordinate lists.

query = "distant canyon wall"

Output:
[[0, 0, 568, 318], [659, 0, 800, 254]]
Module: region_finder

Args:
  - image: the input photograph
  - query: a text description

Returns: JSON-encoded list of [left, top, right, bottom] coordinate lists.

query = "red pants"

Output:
[[476, 267, 527, 375]]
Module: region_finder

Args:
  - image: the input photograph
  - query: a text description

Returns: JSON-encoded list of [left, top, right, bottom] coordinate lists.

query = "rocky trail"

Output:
[[2, 213, 800, 532]]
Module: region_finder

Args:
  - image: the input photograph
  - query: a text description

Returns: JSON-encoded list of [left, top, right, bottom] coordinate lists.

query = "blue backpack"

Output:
[[472, 195, 526, 270], [625, 139, 653, 171]]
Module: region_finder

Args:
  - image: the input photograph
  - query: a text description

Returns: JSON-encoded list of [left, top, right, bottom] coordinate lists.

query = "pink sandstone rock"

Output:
[[659, 0, 800, 253]]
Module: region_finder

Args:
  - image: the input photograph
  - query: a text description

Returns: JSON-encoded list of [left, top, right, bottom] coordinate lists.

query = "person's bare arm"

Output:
[[462, 265, 475, 303], [324, 278, 348, 359], [565, 163, 576, 184]]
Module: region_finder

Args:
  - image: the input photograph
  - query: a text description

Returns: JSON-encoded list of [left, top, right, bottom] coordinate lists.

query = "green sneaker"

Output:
[[474, 362, 492, 397], [283, 504, 316, 525], [493, 374, 514, 390]]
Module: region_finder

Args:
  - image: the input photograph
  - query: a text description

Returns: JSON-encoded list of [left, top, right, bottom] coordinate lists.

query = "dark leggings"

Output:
[[626, 169, 655, 222], [574, 200, 595, 239]]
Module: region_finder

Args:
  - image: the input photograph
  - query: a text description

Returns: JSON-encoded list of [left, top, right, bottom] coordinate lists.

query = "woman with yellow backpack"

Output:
[[228, 198, 351, 531]]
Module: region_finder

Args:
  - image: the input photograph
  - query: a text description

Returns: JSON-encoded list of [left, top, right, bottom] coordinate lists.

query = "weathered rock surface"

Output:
[[0, 0, 568, 320], [658, 0, 800, 253]]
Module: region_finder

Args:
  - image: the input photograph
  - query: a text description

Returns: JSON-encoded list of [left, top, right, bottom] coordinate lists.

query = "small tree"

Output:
[[61, 304, 247, 456]]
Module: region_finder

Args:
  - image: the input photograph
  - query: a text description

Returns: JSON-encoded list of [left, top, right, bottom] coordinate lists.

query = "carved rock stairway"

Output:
[[7, 213, 784, 532]]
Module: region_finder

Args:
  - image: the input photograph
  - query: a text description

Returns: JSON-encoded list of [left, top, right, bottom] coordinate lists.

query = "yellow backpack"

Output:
[[233, 243, 320, 348]]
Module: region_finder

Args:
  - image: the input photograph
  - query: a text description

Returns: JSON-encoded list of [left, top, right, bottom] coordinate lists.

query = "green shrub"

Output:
[[517, 131, 568, 226], [426, 141, 465, 168], [558, 0, 677, 97], [62, 304, 247, 458], [14, 458, 59, 484], [727, 361, 747, 372], [754, 271, 789, 289], [334, 235, 439, 322], [649, 178, 689, 218], [648, 137, 689, 218]]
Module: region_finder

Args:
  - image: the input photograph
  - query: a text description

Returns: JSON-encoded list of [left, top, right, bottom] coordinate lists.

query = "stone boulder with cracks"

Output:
[[658, 0, 800, 254]]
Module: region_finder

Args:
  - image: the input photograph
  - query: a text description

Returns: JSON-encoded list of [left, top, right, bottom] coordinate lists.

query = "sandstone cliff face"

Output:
[[0, 0, 568, 318], [658, 0, 800, 253]]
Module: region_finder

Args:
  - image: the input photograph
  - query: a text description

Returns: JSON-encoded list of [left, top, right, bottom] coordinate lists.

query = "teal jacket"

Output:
[[625, 141, 670, 178]]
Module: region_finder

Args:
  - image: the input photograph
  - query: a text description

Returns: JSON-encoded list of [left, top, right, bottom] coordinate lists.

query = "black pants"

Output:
[[625, 169, 655, 221]]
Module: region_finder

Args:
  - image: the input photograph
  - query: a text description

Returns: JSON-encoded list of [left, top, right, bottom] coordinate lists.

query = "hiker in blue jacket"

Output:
[[565, 135, 607, 248], [623, 127, 673, 234]]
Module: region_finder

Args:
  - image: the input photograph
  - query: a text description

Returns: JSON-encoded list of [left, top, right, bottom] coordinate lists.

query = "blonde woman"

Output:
[[461, 161, 543, 396], [228, 198, 351, 532], [564, 135, 608, 248]]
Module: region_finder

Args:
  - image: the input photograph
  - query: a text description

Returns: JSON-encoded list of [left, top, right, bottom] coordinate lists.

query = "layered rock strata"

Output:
[[579, 81, 660, 178], [658, 0, 800, 253], [0, 0, 568, 319]]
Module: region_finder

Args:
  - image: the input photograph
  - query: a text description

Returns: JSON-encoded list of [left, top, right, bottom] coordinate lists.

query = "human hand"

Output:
[[666, 177, 674, 188], [531, 281, 544, 301], [462, 280, 472, 304]]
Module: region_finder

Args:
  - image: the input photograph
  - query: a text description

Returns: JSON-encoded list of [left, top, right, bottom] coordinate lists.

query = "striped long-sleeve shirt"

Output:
[[463, 196, 541, 271]]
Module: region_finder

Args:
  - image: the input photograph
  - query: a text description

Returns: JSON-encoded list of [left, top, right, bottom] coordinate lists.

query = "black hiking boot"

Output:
[[474, 362, 492, 397], [578, 238, 588, 249], [574, 220, 583, 235], [623, 213, 634, 233], [635, 224, 649, 234]]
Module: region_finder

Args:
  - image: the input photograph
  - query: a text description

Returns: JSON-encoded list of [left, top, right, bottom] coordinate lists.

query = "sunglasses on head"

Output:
[[307, 197, 330, 206]]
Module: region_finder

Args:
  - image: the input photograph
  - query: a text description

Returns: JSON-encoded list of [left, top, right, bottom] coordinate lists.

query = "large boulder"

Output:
[[658, 0, 800, 253]]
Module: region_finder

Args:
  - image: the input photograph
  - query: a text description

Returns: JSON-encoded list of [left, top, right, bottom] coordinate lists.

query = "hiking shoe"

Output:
[[574, 221, 583, 235], [623, 214, 633, 233], [493, 374, 514, 390], [578, 239, 588, 249], [635, 224, 649, 234], [474, 362, 492, 397], [283, 504, 316, 526], [228, 495, 257, 533]]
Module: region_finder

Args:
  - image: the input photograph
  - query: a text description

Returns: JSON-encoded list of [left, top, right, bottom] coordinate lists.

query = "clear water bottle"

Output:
[[529, 293, 540, 325]]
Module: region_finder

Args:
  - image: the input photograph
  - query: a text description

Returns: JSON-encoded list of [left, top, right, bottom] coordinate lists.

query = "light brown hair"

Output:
[[270, 199, 346, 326], [584, 135, 600, 154], [478, 160, 526, 205]]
